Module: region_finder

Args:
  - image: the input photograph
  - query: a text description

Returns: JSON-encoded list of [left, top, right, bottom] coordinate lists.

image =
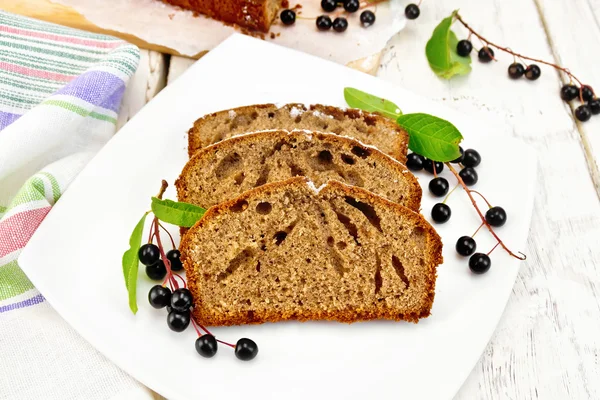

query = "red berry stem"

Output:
[[153, 180, 179, 290], [217, 339, 236, 349], [158, 221, 176, 249], [172, 272, 187, 288], [471, 222, 484, 238], [442, 183, 459, 204], [190, 316, 202, 336], [468, 190, 493, 208], [190, 315, 237, 348], [446, 163, 526, 260], [487, 241, 501, 256], [147, 217, 156, 244], [454, 13, 585, 86], [153, 219, 178, 289]]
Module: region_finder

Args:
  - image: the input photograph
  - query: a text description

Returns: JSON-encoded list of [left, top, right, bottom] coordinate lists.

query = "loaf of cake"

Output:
[[162, 0, 283, 32], [176, 129, 422, 211], [187, 104, 410, 163], [180, 177, 443, 326]]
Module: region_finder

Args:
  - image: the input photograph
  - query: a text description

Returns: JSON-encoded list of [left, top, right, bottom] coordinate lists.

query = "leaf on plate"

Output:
[[151, 197, 206, 228], [396, 113, 463, 162], [122, 212, 149, 314], [425, 11, 472, 79], [343, 87, 402, 120]]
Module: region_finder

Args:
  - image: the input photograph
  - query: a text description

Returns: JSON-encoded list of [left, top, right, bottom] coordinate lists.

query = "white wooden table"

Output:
[[117, 1, 600, 398]]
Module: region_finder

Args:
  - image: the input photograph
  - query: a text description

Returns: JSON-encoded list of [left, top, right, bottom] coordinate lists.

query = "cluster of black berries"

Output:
[[139, 243, 182, 280], [406, 148, 506, 274], [279, 0, 377, 32], [560, 84, 599, 122], [139, 243, 258, 361], [454, 204, 506, 274], [406, 147, 481, 224], [455, 40, 542, 81]]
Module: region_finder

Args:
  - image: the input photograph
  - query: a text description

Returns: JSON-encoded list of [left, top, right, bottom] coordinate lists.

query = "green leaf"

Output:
[[151, 197, 206, 228], [425, 11, 472, 79], [122, 212, 149, 314], [397, 113, 463, 162], [343, 87, 402, 120]]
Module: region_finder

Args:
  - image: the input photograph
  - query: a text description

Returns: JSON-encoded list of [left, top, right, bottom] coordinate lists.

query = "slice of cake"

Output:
[[176, 130, 422, 211], [162, 0, 283, 32], [187, 104, 410, 163], [180, 177, 443, 326]]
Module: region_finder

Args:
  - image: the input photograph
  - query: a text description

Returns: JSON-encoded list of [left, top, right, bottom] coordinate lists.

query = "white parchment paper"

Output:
[[50, 0, 405, 64]]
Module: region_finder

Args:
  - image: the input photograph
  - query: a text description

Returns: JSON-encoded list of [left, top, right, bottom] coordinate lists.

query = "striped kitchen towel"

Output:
[[0, 10, 154, 400]]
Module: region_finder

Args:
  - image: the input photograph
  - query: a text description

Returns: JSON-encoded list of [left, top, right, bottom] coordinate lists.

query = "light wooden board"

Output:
[[0, 0, 383, 69], [117, 1, 600, 399], [117, 50, 168, 130], [376, 0, 600, 399], [0, 0, 203, 57]]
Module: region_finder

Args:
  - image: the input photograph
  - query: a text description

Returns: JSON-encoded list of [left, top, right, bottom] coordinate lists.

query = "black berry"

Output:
[[451, 147, 464, 163], [431, 203, 451, 223], [469, 253, 491, 274], [167, 310, 190, 332], [146, 260, 167, 280], [138, 244, 160, 266], [344, 0, 360, 12], [235, 338, 259, 361], [575, 105, 592, 122], [406, 153, 424, 171], [456, 40, 473, 57], [321, 0, 337, 12], [462, 149, 481, 168], [429, 177, 449, 197], [280, 9, 295, 25], [508, 63, 525, 79], [525, 64, 541, 81], [581, 86, 594, 102], [148, 285, 171, 309], [478, 47, 494, 63], [166, 249, 183, 272], [405, 4, 420, 19], [316, 15, 332, 31], [195, 334, 218, 358], [459, 167, 478, 186], [423, 158, 444, 174], [171, 288, 193, 312], [485, 206, 507, 227], [589, 99, 600, 115], [456, 236, 477, 257], [560, 84, 579, 101], [332, 17, 348, 32], [360, 10, 376, 27]]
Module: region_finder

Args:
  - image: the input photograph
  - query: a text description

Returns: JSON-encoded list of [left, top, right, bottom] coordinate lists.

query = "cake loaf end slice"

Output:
[[162, 0, 282, 32]]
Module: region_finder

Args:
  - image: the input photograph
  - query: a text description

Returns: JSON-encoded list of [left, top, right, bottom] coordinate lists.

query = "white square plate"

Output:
[[19, 34, 536, 400]]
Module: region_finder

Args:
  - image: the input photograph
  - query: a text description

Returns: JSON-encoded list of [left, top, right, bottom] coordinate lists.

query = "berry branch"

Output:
[[154, 181, 178, 290], [471, 222, 484, 238], [454, 13, 585, 87], [140, 180, 259, 361], [446, 163, 526, 260], [468, 190, 492, 208]]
